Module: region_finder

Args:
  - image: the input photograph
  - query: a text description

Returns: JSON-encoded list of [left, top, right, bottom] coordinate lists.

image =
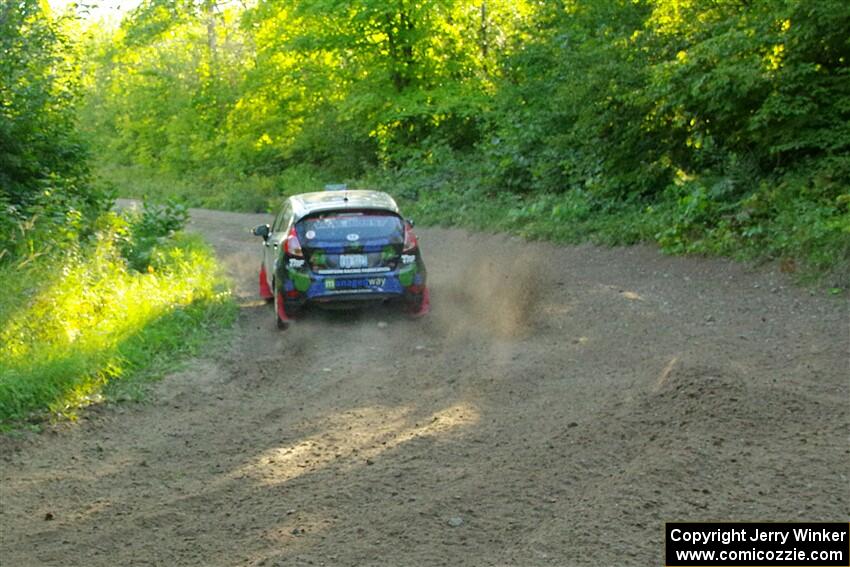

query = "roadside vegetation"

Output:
[[79, 0, 849, 286], [0, 205, 234, 426], [0, 3, 234, 426]]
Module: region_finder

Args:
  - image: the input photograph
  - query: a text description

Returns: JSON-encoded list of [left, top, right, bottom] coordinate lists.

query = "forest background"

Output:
[[78, 0, 850, 281]]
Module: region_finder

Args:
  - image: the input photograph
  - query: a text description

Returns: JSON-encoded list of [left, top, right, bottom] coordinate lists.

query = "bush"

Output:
[[0, 209, 235, 425], [120, 199, 189, 271]]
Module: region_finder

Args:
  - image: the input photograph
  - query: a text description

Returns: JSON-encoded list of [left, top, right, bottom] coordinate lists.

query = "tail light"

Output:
[[284, 226, 303, 257], [403, 221, 418, 253]]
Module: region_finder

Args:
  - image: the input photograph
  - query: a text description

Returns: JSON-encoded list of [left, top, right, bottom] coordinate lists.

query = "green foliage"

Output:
[[73, 0, 849, 282], [0, 210, 235, 425], [130, 199, 189, 239], [80, 0, 534, 175], [0, 1, 112, 263], [483, 0, 663, 197], [120, 199, 190, 271]]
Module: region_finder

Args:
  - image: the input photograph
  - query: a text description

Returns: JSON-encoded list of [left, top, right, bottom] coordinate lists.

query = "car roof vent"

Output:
[[324, 183, 347, 192]]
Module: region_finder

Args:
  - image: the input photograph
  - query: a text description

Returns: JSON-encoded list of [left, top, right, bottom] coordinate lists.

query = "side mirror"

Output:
[[253, 224, 270, 241], [406, 218, 415, 228]]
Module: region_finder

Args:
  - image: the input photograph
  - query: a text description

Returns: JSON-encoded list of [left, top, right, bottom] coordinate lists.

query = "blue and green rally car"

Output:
[[253, 189, 429, 329]]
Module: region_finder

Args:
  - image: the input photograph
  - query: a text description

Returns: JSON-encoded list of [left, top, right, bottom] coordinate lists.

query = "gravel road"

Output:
[[1, 206, 848, 566]]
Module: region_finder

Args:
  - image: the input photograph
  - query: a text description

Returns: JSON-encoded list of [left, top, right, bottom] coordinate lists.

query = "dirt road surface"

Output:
[[2, 206, 848, 566]]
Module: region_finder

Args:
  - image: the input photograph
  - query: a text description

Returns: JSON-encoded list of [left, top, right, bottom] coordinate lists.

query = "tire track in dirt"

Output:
[[1, 206, 847, 566]]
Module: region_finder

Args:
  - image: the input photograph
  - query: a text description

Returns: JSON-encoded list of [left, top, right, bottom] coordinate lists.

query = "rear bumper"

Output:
[[280, 264, 426, 307], [311, 292, 406, 310]]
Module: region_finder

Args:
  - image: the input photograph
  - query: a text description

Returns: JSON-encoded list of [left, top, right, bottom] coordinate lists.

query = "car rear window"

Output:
[[296, 211, 403, 244]]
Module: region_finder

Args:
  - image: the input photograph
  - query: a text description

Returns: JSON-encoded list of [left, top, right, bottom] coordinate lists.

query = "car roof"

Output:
[[289, 190, 400, 221]]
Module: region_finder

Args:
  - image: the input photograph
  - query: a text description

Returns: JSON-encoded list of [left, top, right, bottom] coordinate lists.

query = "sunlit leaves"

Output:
[[81, 0, 541, 175]]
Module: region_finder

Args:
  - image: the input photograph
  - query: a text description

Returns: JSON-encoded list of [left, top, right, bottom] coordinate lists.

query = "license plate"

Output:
[[339, 254, 368, 269]]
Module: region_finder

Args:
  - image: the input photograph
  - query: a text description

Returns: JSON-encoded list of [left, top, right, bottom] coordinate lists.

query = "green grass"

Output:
[[0, 224, 236, 426]]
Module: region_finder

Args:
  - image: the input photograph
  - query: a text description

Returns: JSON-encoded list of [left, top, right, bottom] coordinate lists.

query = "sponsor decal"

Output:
[[381, 245, 396, 262], [324, 277, 386, 291], [288, 269, 311, 292], [401, 254, 416, 264], [312, 250, 327, 266], [399, 264, 417, 287], [305, 230, 316, 240], [317, 267, 390, 275], [346, 233, 359, 241], [288, 258, 305, 268]]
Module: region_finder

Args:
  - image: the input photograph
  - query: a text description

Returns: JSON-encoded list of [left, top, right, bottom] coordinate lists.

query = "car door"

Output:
[[264, 203, 292, 285]]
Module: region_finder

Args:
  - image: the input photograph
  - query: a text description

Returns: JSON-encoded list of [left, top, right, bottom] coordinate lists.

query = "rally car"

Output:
[[253, 189, 429, 329]]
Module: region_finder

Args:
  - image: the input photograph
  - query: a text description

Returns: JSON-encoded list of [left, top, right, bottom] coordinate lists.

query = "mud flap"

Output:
[[409, 287, 430, 317], [275, 291, 291, 329], [259, 264, 273, 300]]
